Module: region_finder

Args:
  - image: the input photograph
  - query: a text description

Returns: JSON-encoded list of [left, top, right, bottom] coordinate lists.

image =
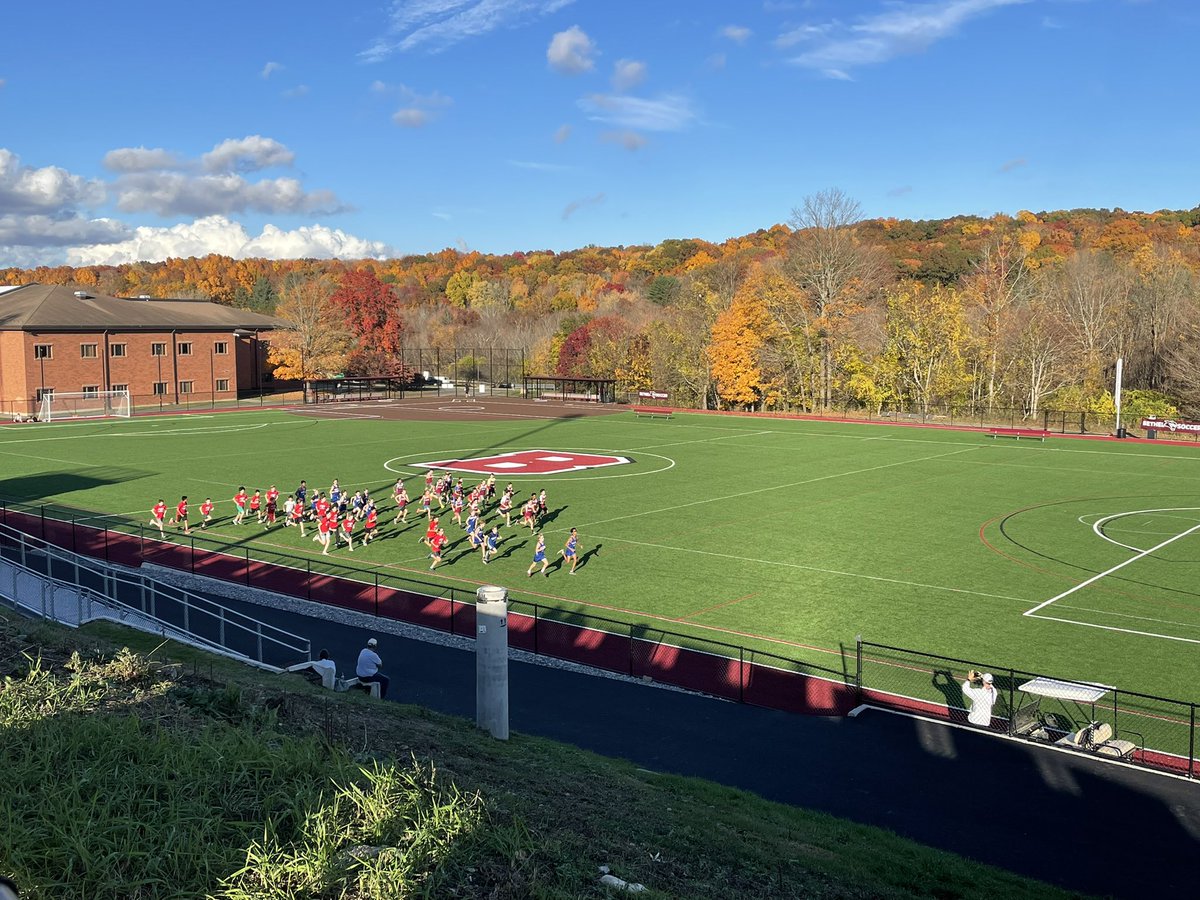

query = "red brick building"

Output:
[[0, 283, 285, 413]]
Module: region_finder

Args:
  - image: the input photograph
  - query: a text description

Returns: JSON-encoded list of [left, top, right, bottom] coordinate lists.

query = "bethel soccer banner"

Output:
[[1141, 418, 1200, 435], [638, 390, 669, 400]]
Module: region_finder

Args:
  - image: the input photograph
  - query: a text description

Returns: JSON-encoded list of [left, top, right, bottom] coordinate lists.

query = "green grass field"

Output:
[[3, 404, 1200, 706]]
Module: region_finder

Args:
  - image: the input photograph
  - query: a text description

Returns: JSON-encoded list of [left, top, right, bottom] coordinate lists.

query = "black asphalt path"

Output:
[[170, 587, 1200, 898]]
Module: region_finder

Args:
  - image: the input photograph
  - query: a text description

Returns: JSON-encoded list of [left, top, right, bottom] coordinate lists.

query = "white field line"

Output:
[[625, 430, 774, 452], [0, 414, 215, 432], [287, 407, 381, 419], [0, 422, 274, 444], [1024, 521, 1200, 617], [616, 416, 1200, 462], [573, 445, 982, 531], [1053, 603, 1200, 633], [582, 532, 1031, 605], [1024, 613, 1200, 646], [1089, 507, 1200, 554]]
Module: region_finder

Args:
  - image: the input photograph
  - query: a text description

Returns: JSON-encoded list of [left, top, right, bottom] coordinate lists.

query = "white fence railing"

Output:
[[0, 523, 310, 669]]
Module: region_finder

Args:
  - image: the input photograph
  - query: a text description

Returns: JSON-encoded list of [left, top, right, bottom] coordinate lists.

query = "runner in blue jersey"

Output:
[[560, 527, 580, 575]]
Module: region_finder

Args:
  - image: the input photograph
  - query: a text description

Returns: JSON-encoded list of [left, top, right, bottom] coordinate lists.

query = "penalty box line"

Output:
[[1024, 520, 1200, 618]]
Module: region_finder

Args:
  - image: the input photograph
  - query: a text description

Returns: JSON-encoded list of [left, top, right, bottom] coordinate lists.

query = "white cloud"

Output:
[[707, 52, 727, 70], [579, 94, 697, 132], [548, 25, 596, 74], [0, 78, 6, 90], [112, 172, 343, 217], [282, 84, 310, 99], [363, 0, 575, 60], [612, 59, 647, 92], [202, 135, 295, 173], [720, 25, 752, 43], [393, 108, 431, 128], [784, 0, 1030, 75], [261, 61, 284, 78], [102, 147, 183, 173], [554, 124, 572, 143], [0, 214, 128, 247], [0, 148, 106, 214], [66, 216, 392, 265], [600, 131, 646, 151], [562, 192, 605, 220], [998, 156, 1028, 173]]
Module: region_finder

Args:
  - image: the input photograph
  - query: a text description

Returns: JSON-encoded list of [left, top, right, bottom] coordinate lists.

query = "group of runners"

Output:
[[148, 467, 584, 576]]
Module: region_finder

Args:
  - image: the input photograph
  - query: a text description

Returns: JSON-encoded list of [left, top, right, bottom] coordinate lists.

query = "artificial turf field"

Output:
[[2, 402, 1199, 706]]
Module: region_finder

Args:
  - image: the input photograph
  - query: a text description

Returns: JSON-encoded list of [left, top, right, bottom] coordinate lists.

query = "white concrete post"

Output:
[[475, 585, 509, 740]]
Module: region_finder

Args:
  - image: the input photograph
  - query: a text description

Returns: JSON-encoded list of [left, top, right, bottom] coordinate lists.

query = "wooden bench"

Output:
[[633, 406, 673, 419], [988, 427, 1049, 442]]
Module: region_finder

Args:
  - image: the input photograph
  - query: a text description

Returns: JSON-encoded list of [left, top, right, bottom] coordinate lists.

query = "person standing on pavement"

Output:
[[356, 638, 389, 699], [961, 670, 997, 727]]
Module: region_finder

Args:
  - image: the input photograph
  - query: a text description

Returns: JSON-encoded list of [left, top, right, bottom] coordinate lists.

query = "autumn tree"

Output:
[[785, 189, 891, 408], [882, 282, 972, 414], [962, 233, 1033, 409], [267, 275, 351, 380], [332, 268, 404, 357], [709, 277, 775, 410], [1043, 250, 1130, 395]]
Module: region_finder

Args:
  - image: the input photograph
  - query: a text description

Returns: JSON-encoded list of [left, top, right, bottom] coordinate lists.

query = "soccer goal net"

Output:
[[38, 390, 132, 422]]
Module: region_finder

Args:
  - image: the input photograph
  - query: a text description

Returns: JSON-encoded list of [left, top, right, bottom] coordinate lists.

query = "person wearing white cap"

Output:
[[961, 670, 997, 727], [356, 637, 389, 699]]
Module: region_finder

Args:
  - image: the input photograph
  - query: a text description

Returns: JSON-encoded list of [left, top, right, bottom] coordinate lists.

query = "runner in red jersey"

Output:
[[266, 484, 280, 513], [316, 511, 333, 555], [362, 505, 378, 544], [290, 495, 306, 537], [340, 514, 355, 553], [232, 487, 248, 525], [421, 517, 439, 549], [521, 498, 536, 531], [174, 496, 191, 535], [498, 489, 513, 527], [149, 499, 167, 535], [429, 528, 447, 570], [263, 491, 277, 528], [393, 485, 409, 524], [200, 497, 214, 529], [249, 490, 262, 523]]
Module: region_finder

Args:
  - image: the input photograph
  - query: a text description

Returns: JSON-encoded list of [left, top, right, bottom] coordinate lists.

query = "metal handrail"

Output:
[[0, 522, 310, 664]]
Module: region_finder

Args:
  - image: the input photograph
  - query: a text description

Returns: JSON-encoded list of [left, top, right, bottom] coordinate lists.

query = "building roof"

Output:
[[0, 283, 287, 332]]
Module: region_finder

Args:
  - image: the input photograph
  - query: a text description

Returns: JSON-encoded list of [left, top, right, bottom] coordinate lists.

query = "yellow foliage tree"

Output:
[[267, 275, 351, 380], [709, 282, 773, 409]]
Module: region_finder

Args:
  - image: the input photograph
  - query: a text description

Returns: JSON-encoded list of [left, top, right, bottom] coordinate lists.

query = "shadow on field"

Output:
[[0, 467, 151, 505]]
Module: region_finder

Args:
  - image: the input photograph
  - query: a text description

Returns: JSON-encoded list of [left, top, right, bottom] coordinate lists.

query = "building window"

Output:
[[111, 383, 128, 394], [153, 382, 168, 396], [110, 343, 127, 358], [35, 388, 55, 401], [80, 343, 98, 358], [82, 385, 99, 397], [151, 342, 167, 356], [177, 342, 193, 356], [214, 341, 229, 355], [179, 381, 194, 394], [34, 344, 53, 359], [216, 378, 231, 392]]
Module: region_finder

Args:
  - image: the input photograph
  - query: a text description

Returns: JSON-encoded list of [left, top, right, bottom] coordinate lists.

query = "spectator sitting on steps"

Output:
[[311, 649, 336, 680], [356, 638, 389, 699]]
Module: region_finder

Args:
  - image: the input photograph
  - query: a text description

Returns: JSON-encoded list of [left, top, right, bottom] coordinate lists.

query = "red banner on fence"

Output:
[[1141, 418, 1200, 435]]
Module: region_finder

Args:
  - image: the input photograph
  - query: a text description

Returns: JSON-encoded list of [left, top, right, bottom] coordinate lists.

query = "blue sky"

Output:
[[1, 0, 1196, 266]]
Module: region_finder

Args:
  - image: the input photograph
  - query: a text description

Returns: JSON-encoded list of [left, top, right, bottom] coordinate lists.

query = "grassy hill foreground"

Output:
[[0, 611, 1082, 899]]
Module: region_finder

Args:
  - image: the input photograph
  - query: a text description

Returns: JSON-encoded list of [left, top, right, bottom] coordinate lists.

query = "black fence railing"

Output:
[[858, 640, 1198, 778], [2, 496, 1195, 777]]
